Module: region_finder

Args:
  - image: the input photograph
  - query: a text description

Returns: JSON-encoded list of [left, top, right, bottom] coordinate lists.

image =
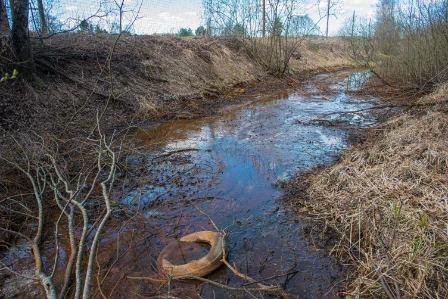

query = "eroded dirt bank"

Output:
[[0, 34, 351, 135]]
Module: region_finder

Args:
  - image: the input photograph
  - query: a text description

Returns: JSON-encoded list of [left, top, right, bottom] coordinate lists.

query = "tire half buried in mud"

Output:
[[157, 231, 227, 279]]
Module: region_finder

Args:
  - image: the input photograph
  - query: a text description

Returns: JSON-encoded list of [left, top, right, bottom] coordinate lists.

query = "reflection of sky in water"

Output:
[[319, 133, 343, 146], [126, 71, 380, 213], [114, 71, 386, 299]]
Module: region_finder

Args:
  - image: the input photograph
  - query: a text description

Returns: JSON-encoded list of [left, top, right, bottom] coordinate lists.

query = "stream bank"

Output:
[[1, 69, 388, 299], [298, 83, 448, 298], [113, 69, 385, 298]]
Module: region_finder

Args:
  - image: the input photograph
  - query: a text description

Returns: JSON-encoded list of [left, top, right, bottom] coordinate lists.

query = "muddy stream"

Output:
[[118, 70, 381, 298], [2, 70, 385, 298]]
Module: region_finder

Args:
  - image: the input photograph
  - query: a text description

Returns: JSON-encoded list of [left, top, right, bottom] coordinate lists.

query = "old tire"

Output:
[[157, 231, 226, 279]]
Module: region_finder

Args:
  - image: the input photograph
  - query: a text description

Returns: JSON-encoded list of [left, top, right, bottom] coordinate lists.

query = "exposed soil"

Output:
[[0, 34, 360, 299], [0, 69, 392, 299], [0, 34, 351, 136]]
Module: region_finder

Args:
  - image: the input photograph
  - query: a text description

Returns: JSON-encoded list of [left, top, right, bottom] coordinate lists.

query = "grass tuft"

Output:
[[304, 87, 448, 298]]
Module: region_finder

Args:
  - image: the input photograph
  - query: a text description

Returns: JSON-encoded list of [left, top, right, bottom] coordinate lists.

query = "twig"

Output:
[[241, 270, 299, 287], [191, 204, 293, 299], [174, 275, 280, 293], [151, 149, 201, 162]]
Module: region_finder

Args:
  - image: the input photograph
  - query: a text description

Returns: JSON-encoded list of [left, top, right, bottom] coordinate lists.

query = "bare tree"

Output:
[[202, 0, 324, 74], [0, 0, 9, 51], [375, 0, 398, 54], [36, 0, 48, 34], [262, 0, 266, 37], [10, 0, 35, 71], [109, 0, 142, 33], [318, 0, 342, 38], [0, 126, 120, 299], [325, 0, 330, 37], [114, 0, 125, 33]]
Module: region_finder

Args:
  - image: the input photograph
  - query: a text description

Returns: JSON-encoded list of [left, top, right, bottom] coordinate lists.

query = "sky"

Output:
[[57, 0, 379, 35]]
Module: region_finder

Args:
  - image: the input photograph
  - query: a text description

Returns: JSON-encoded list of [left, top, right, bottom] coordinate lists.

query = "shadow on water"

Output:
[[114, 70, 382, 298], [0, 70, 383, 298]]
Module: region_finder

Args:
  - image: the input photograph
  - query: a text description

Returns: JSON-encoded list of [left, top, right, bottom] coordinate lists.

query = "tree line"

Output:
[[342, 0, 448, 89], [0, 0, 143, 74], [1, 0, 343, 76]]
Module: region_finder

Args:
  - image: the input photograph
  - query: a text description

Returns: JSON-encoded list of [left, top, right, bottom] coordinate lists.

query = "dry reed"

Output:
[[304, 86, 448, 298]]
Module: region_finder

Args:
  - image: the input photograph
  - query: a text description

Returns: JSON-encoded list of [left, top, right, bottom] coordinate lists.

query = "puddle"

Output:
[[1, 70, 383, 299]]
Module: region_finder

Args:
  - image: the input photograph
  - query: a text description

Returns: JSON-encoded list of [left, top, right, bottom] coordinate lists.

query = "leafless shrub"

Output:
[[0, 122, 122, 299], [345, 0, 448, 90], [202, 0, 326, 75]]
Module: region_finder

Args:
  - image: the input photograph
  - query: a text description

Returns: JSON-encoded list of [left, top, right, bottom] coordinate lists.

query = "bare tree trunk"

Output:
[[119, 9, 122, 33], [10, 0, 35, 71], [206, 17, 211, 36], [36, 0, 47, 34], [262, 0, 265, 37], [0, 0, 9, 50], [114, 0, 124, 33], [326, 0, 330, 38]]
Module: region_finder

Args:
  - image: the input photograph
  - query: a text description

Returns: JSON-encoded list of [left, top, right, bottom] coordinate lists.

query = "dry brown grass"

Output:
[[304, 86, 448, 298], [1, 34, 353, 135], [241, 36, 352, 76], [288, 38, 353, 74], [1, 34, 267, 134], [419, 83, 448, 113]]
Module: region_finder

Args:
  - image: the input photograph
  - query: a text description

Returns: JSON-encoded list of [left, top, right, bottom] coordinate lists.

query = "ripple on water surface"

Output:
[[115, 70, 383, 298]]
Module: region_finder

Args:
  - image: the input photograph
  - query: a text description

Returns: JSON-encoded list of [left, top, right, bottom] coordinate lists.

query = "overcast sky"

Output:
[[59, 0, 379, 35]]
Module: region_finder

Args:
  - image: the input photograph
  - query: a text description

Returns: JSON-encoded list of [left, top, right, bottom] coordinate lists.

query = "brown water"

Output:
[[116, 70, 380, 298], [1, 70, 382, 298]]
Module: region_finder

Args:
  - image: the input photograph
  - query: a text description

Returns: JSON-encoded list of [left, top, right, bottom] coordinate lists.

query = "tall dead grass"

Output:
[[305, 86, 448, 298], [288, 38, 352, 74]]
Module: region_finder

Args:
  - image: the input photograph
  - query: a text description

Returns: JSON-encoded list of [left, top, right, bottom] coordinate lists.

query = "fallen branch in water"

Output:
[[151, 149, 201, 162], [175, 274, 287, 294]]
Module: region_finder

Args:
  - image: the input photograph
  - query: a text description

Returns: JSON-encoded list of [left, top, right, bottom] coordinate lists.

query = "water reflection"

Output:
[[120, 70, 381, 298]]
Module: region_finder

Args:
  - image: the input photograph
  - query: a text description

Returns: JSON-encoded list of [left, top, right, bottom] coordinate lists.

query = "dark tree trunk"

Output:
[[326, 0, 330, 38], [262, 0, 266, 38], [0, 0, 10, 51], [36, 0, 47, 34], [10, 0, 35, 71]]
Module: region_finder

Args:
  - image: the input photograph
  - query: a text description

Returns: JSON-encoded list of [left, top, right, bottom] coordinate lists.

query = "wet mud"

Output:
[[1, 70, 382, 298], [120, 70, 380, 298]]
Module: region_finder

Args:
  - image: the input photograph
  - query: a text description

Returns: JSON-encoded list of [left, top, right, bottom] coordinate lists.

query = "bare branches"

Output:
[[82, 122, 117, 299], [203, 0, 323, 75], [0, 125, 121, 299]]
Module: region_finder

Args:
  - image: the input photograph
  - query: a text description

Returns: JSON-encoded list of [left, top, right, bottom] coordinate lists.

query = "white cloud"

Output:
[[367, 8, 377, 17], [58, 0, 378, 35], [309, 0, 379, 35], [133, 8, 201, 35], [157, 12, 184, 23], [184, 11, 197, 17], [65, 6, 78, 11]]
